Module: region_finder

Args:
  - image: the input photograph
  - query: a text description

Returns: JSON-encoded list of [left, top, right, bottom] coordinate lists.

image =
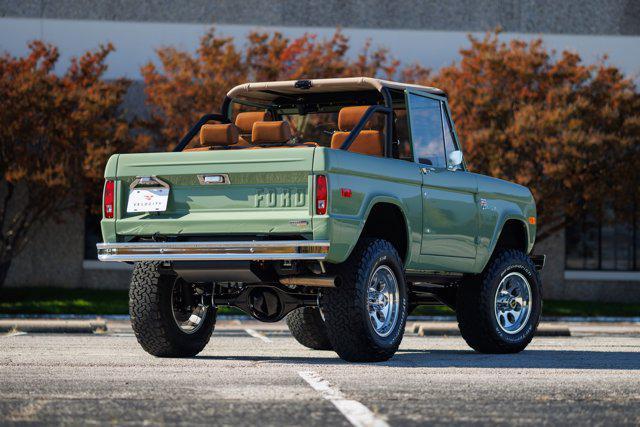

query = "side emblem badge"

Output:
[[479, 198, 488, 209]]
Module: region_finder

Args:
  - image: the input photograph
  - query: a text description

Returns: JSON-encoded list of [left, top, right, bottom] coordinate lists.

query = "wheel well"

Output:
[[495, 219, 528, 253], [360, 203, 408, 262]]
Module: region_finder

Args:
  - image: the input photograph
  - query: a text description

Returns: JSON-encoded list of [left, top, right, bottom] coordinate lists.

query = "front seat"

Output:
[[235, 111, 272, 145], [251, 121, 292, 145], [330, 106, 384, 157]]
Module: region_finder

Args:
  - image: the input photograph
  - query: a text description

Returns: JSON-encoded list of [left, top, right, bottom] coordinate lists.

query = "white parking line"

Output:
[[2, 332, 27, 338], [298, 371, 389, 427], [244, 328, 272, 342]]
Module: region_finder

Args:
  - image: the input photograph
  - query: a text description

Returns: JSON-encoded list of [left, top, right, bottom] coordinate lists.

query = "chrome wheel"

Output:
[[170, 279, 208, 334], [367, 265, 400, 337], [494, 272, 532, 334]]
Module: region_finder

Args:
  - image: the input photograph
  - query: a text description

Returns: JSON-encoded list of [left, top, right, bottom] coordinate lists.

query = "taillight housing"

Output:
[[103, 180, 115, 219], [315, 175, 328, 215]]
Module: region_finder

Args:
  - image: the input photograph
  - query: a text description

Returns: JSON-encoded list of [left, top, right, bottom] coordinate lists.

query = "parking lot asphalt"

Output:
[[1, 321, 639, 426]]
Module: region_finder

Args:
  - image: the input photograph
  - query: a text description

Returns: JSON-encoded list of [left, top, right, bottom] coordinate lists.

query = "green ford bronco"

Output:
[[98, 77, 545, 362]]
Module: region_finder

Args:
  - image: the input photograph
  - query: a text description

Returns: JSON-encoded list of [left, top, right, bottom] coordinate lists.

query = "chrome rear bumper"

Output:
[[97, 240, 330, 262]]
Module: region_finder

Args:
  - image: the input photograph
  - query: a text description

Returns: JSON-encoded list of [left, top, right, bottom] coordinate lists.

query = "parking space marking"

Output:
[[298, 371, 389, 427], [2, 332, 27, 338], [244, 328, 272, 342]]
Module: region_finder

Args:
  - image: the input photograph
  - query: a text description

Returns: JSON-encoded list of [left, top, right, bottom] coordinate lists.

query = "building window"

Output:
[[565, 203, 639, 271]]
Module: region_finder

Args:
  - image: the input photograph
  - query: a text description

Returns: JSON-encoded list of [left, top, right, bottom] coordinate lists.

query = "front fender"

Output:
[[475, 209, 535, 272]]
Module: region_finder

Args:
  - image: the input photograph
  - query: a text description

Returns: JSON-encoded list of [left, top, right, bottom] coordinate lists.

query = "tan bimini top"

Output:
[[226, 77, 445, 102]]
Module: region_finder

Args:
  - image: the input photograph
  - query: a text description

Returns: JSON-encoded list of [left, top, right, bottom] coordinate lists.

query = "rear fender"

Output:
[[326, 195, 411, 264]]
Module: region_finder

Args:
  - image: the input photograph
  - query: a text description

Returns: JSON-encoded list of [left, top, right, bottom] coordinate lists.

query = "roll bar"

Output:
[[174, 85, 395, 156]]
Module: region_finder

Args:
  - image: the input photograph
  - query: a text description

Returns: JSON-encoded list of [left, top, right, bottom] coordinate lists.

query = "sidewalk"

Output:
[[2, 316, 640, 336]]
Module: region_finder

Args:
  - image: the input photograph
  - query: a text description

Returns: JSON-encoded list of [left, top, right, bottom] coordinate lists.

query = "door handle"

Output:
[[420, 167, 436, 174]]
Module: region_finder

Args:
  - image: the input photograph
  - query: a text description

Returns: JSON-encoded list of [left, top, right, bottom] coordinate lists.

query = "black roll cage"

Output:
[[174, 86, 395, 156]]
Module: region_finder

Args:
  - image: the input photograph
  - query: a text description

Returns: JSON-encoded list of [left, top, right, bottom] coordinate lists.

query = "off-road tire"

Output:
[[129, 262, 216, 357], [285, 307, 332, 350], [456, 249, 542, 353], [321, 238, 408, 362]]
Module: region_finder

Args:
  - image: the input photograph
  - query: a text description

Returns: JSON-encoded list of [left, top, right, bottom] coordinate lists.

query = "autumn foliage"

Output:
[[426, 33, 640, 240], [141, 28, 640, 240], [0, 41, 132, 284], [140, 29, 399, 149], [1, 29, 639, 284]]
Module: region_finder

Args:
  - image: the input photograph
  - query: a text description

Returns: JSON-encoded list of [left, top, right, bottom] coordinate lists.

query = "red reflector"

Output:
[[104, 180, 115, 219], [341, 188, 352, 198], [316, 175, 327, 215]]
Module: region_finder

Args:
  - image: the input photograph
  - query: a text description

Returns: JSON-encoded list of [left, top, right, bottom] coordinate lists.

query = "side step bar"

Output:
[[97, 240, 330, 262]]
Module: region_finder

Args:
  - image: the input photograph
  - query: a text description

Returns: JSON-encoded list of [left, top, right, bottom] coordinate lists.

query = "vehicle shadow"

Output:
[[196, 349, 640, 370]]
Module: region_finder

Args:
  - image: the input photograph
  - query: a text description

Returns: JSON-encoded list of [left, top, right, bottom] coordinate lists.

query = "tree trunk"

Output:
[[0, 258, 12, 289]]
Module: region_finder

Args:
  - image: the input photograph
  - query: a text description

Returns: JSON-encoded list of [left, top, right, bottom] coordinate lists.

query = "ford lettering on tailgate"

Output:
[[255, 187, 306, 208]]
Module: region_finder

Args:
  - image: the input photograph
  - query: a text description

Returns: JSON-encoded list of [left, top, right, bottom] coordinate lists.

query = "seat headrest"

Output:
[[338, 106, 384, 131], [199, 123, 239, 146], [235, 111, 272, 133], [251, 121, 292, 144]]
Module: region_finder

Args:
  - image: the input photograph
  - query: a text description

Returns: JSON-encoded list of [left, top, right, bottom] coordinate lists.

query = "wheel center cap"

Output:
[[510, 299, 517, 309]]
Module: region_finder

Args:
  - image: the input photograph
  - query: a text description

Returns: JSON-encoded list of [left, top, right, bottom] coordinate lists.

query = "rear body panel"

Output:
[[103, 148, 315, 241]]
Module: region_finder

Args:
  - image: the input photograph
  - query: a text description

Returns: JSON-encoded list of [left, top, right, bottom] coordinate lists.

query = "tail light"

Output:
[[316, 175, 327, 215], [103, 180, 115, 219]]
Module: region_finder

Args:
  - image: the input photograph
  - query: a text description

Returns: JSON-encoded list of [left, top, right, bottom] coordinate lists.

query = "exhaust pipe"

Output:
[[279, 276, 336, 287]]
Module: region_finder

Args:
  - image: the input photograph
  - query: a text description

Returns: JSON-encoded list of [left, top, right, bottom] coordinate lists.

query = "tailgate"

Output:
[[113, 147, 315, 237]]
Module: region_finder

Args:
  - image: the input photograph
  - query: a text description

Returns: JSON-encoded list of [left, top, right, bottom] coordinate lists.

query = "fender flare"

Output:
[[480, 214, 530, 271], [343, 195, 412, 262]]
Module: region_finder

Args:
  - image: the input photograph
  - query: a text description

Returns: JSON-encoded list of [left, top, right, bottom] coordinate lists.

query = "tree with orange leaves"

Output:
[[139, 28, 399, 150], [0, 41, 132, 286], [423, 32, 640, 241]]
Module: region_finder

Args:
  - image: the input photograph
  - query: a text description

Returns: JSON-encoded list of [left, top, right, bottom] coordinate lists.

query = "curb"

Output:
[[0, 319, 107, 334], [412, 323, 571, 337]]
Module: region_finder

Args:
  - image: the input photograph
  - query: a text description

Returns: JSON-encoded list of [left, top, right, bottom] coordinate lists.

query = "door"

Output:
[[406, 91, 478, 267]]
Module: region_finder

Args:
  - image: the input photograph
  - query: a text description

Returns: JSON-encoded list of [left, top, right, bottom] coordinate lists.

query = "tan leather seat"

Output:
[[251, 121, 292, 145], [235, 111, 272, 145], [184, 123, 239, 151], [330, 106, 384, 157]]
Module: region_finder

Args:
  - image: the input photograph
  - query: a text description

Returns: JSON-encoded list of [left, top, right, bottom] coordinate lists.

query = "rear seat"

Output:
[[183, 123, 239, 151], [330, 106, 384, 157]]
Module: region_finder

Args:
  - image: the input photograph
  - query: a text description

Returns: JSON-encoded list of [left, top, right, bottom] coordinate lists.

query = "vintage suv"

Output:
[[98, 77, 545, 362]]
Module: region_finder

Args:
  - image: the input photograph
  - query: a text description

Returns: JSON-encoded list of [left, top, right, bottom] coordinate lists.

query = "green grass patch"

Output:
[[0, 287, 242, 315], [542, 300, 640, 318], [1, 287, 639, 317]]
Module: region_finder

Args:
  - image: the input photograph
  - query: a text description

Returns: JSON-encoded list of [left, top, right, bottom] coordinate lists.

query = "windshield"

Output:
[[280, 112, 338, 147]]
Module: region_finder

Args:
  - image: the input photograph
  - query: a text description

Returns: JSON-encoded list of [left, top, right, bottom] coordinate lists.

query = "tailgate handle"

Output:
[[130, 176, 170, 189]]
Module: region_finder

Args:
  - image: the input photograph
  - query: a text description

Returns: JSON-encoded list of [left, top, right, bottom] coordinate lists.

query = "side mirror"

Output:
[[448, 150, 463, 170]]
